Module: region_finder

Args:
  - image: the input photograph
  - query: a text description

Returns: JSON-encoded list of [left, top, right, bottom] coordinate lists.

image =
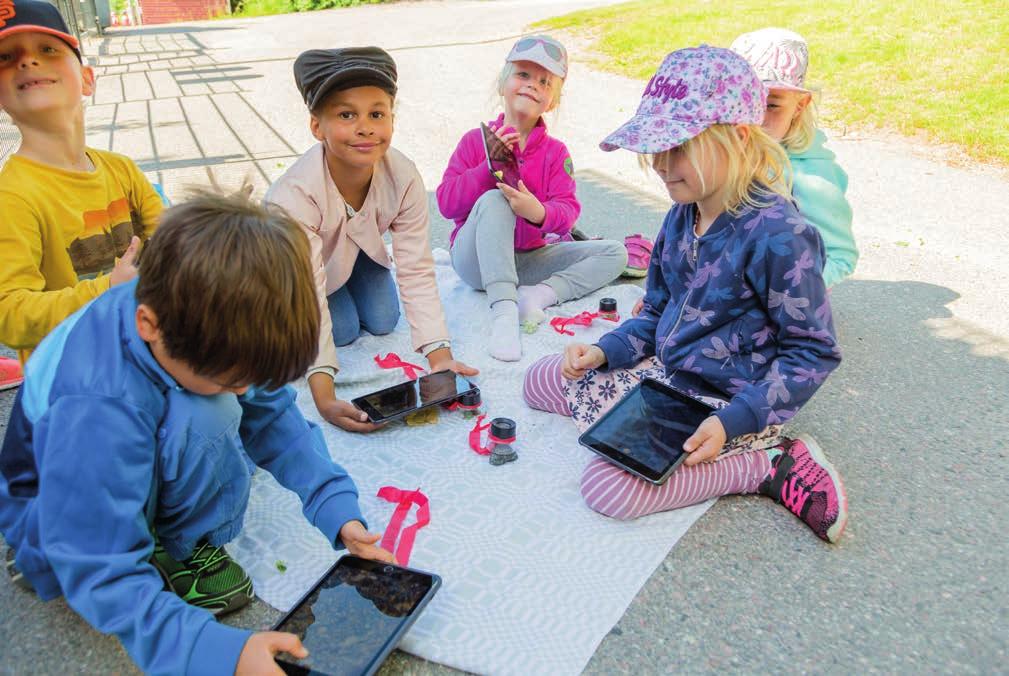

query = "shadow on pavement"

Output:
[[593, 277, 1008, 672]]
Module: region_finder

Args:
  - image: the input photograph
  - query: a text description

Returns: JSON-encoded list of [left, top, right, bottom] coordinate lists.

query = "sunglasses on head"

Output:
[[514, 37, 565, 63]]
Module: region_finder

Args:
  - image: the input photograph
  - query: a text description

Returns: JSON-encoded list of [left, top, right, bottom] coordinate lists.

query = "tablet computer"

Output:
[[578, 377, 717, 485], [274, 556, 441, 676], [480, 122, 521, 188], [350, 370, 478, 424]]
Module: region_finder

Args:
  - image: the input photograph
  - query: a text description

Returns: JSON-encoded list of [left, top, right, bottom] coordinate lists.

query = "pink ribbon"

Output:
[[374, 352, 426, 380], [377, 486, 430, 566], [549, 310, 620, 336]]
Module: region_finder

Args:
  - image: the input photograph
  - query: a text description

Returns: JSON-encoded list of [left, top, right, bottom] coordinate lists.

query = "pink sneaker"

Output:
[[758, 434, 848, 543], [0, 357, 24, 391], [622, 234, 653, 278]]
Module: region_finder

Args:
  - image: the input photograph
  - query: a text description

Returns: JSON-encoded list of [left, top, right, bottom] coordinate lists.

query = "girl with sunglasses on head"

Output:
[[437, 35, 627, 362]]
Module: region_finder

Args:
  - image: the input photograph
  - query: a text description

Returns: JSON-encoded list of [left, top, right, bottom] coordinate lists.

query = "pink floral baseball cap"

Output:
[[730, 28, 810, 93], [506, 34, 568, 79], [600, 45, 766, 154]]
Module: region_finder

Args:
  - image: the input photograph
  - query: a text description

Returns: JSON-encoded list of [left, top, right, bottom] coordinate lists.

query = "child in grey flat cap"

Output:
[[266, 46, 477, 433]]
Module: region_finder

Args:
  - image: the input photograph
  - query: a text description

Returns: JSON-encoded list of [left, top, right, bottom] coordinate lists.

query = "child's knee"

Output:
[[331, 318, 362, 346], [361, 305, 400, 336], [473, 191, 516, 228], [580, 459, 638, 521], [522, 354, 569, 414]]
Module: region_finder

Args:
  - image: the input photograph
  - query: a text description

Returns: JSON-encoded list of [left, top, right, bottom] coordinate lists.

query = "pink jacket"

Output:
[[436, 114, 581, 251]]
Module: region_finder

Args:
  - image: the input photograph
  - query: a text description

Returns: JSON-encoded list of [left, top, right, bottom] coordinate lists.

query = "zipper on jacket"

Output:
[[658, 230, 699, 362]]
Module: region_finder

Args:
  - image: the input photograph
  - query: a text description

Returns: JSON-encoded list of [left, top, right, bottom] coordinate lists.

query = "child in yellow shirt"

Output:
[[0, 1, 163, 364]]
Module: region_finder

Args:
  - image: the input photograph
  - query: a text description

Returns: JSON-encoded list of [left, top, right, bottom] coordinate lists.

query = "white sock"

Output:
[[517, 284, 558, 325], [489, 300, 521, 362]]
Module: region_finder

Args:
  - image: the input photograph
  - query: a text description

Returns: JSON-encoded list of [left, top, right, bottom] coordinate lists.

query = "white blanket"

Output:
[[226, 250, 714, 675]]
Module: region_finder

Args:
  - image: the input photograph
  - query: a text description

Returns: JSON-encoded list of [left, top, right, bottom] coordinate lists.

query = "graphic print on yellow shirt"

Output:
[[0, 148, 163, 359], [70, 197, 143, 278]]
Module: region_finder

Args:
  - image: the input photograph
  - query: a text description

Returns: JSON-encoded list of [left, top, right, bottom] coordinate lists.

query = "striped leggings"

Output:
[[523, 354, 772, 521]]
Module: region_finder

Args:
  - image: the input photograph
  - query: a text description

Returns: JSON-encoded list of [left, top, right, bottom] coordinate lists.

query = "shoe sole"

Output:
[[204, 584, 254, 617], [795, 433, 848, 543], [151, 552, 255, 616], [0, 381, 23, 391]]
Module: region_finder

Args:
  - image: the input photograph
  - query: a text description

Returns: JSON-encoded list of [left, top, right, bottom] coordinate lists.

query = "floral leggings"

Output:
[[523, 354, 783, 520]]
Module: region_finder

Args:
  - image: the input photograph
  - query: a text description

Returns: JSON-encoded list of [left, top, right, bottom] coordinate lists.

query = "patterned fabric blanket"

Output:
[[226, 250, 715, 675]]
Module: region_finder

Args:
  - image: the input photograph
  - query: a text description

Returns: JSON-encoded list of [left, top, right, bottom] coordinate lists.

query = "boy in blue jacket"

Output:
[[0, 189, 394, 675]]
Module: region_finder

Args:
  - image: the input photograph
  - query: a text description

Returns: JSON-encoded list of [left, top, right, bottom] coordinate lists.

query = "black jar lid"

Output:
[[459, 389, 482, 407], [490, 417, 516, 439], [599, 297, 617, 312]]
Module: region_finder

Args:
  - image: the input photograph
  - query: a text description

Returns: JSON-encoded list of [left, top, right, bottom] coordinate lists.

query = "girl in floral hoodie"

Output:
[[523, 46, 848, 543], [437, 35, 626, 362]]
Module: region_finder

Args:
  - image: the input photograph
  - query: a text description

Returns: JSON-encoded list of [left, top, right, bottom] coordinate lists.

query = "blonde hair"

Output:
[[645, 124, 792, 215], [779, 90, 819, 154], [494, 62, 564, 111]]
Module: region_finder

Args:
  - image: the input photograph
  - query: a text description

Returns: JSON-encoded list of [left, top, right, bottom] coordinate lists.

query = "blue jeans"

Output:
[[327, 251, 401, 346]]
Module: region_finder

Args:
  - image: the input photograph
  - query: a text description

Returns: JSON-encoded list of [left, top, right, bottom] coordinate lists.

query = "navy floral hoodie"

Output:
[[595, 194, 841, 440]]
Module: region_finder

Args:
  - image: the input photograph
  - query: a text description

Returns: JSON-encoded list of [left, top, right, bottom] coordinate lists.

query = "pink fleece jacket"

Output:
[[436, 114, 581, 251]]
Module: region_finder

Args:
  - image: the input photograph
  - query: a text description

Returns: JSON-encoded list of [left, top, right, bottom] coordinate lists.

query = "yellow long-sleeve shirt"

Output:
[[0, 148, 163, 362]]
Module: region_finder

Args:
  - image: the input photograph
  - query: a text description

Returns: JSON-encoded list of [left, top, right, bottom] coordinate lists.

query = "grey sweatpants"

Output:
[[450, 190, 627, 306]]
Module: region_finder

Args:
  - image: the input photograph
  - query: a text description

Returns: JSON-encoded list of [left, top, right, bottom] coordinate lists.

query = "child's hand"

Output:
[[426, 349, 480, 379], [109, 236, 141, 286], [562, 343, 606, 380], [497, 180, 546, 224], [318, 398, 383, 433], [682, 416, 727, 466], [340, 520, 397, 564], [631, 298, 644, 317], [236, 631, 307, 676], [494, 126, 521, 152]]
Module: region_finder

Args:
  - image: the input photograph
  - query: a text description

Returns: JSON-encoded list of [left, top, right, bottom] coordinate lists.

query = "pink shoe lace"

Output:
[[759, 435, 848, 543]]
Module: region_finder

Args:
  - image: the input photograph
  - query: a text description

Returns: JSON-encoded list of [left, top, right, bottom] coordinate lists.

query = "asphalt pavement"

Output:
[[1, 1, 1007, 673]]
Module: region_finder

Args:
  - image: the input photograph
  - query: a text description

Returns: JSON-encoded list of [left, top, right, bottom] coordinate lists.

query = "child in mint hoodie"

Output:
[[732, 28, 858, 287], [437, 35, 626, 362]]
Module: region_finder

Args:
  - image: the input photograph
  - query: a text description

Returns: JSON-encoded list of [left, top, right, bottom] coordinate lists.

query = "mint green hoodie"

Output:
[[788, 130, 857, 287]]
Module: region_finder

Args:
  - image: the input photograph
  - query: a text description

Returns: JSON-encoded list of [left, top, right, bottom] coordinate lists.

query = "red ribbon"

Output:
[[376, 486, 430, 566], [469, 415, 492, 455], [374, 352, 426, 380], [550, 311, 599, 336], [549, 310, 621, 336], [468, 414, 515, 455]]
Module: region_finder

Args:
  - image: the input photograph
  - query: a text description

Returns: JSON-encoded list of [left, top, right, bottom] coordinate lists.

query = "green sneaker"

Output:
[[151, 540, 254, 616]]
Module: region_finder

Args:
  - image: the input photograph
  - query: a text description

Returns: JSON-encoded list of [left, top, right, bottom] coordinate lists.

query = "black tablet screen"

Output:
[[581, 379, 714, 481], [276, 558, 435, 676], [359, 371, 471, 421]]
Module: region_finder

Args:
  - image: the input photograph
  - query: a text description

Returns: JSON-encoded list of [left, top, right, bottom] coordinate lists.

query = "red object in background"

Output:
[[136, 0, 229, 25]]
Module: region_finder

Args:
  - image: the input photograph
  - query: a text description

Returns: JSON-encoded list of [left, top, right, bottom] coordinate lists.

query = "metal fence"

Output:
[[0, 111, 18, 170]]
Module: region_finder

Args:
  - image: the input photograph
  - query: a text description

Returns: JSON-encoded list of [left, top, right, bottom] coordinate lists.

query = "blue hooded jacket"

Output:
[[596, 194, 841, 439], [0, 281, 365, 675]]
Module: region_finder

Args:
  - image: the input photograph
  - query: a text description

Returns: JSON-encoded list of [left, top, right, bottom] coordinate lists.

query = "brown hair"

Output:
[[136, 187, 319, 390]]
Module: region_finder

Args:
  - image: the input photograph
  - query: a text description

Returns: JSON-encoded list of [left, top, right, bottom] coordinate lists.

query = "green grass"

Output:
[[537, 0, 1009, 164], [232, 0, 388, 17]]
